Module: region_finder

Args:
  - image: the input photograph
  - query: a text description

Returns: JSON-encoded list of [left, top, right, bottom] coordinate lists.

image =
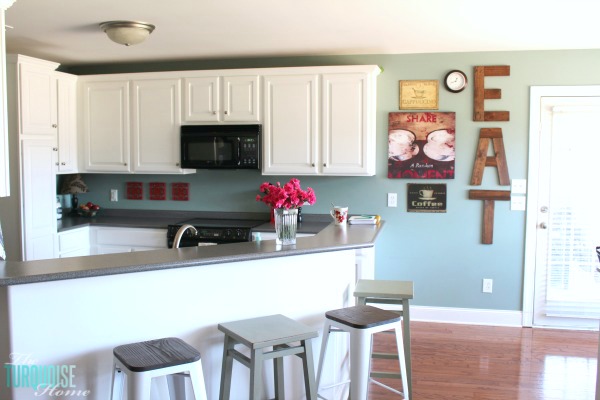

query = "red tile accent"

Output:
[[126, 182, 143, 200], [149, 182, 166, 201], [171, 182, 189, 201]]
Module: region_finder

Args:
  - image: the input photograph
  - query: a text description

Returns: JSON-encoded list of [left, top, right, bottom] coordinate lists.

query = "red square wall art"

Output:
[[126, 182, 143, 200], [149, 182, 166, 201], [388, 112, 455, 179], [171, 182, 189, 201]]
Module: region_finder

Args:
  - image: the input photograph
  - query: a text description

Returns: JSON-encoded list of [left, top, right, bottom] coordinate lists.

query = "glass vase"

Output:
[[274, 208, 298, 245]]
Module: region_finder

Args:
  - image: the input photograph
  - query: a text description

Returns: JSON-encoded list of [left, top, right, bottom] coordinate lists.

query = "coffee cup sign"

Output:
[[419, 189, 434, 199], [330, 206, 348, 225]]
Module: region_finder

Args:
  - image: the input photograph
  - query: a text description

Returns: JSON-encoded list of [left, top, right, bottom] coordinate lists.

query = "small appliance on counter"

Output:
[[167, 218, 267, 248]]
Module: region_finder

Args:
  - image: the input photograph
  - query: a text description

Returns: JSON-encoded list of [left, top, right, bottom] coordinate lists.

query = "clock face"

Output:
[[445, 70, 467, 93]]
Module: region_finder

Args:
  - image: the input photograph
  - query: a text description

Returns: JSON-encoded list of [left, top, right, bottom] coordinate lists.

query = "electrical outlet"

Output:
[[387, 193, 397, 207], [110, 189, 118, 202], [482, 278, 493, 293]]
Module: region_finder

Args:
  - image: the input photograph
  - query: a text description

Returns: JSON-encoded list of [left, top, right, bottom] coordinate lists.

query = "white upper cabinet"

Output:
[[183, 75, 259, 123], [55, 72, 78, 173], [132, 78, 186, 173], [18, 60, 59, 136], [262, 65, 380, 176], [321, 72, 375, 175], [81, 80, 131, 172], [263, 74, 319, 175]]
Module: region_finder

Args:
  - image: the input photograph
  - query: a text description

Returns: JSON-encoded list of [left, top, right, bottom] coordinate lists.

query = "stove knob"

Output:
[[224, 229, 232, 238]]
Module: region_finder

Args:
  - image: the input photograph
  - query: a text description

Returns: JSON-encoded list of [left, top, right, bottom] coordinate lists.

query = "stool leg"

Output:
[[127, 372, 151, 400], [188, 360, 208, 400], [273, 345, 285, 399], [249, 348, 264, 400], [315, 320, 332, 391], [109, 361, 124, 400], [301, 338, 318, 400], [394, 323, 409, 400], [402, 298, 412, 398], [356, 296, 366, 306], [167, 374, 186, 400], [219, 335, 235, 400], [349, 328, 372, 400]]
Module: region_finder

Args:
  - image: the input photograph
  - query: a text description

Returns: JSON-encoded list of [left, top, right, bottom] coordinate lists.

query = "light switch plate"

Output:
[[511, 179, 527, 194], [511, 195, 526, 211]]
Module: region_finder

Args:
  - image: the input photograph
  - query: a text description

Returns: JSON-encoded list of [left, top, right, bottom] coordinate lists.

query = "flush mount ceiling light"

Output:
[[99, 20, 155, 46]]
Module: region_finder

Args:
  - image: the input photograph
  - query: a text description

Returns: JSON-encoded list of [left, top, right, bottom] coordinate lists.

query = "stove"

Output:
[[167, 218, 267, 248]]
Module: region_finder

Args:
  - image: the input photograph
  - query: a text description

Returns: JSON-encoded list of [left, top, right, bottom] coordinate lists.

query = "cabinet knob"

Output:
[[52, 124, 57, 128], [52, 147, 58, 151], [124, 163, 127, 166], [176, 163, 180, 167], [311, 163, 315, 167], [224, 110, 229, 115], [61, 162, 66, 165], [55, 162, 59, 166], [212, 111, 217, 115], [323, 163, 327, 167]]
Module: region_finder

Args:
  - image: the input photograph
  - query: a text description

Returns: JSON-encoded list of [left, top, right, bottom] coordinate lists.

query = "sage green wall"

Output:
[[65, 49, 600, 312]]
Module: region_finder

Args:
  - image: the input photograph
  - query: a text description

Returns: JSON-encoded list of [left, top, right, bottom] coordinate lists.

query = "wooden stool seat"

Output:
[[316, 305, 409, 399], [218, 314, 318, 400], [354, 279, 414, 398], [110, 337, 207, 400]]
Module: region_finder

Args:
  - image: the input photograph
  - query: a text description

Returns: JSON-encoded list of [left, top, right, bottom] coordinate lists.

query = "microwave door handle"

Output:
[[237, 137, 241, 166]]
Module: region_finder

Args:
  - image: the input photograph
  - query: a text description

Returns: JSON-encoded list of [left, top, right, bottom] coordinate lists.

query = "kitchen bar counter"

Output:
[[1, 222, 383, 286], [0, 221, 383, 400]]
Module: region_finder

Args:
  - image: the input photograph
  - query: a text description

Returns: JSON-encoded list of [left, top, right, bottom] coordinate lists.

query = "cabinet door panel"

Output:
[[183, 76, 220, 122], [223, 75, 259, 122], [262, 74, 318, 175], [19, 64, 57, 136], [21, 139, 57, 260], [56, 74, 78, 173], [82, 81, 130, 172], [132, 79, 182, 173], [322, 73, 373, 175]]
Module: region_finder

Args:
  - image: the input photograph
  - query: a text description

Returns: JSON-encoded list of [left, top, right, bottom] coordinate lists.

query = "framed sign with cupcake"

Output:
[[388, 111, 455, 179]]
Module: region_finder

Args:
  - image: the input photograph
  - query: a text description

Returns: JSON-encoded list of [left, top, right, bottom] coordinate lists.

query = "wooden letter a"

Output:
[[470, 128, 510, 186]]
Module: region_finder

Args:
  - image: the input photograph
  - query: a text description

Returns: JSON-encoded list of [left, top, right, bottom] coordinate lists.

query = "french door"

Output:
[[524, 86, 600, 329]]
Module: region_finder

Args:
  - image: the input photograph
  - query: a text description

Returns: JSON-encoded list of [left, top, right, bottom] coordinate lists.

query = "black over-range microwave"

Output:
[[180, 124, 261, 169]]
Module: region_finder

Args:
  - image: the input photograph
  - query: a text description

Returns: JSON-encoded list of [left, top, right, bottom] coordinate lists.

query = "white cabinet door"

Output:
[[18, 63, 57, 136], [183, 76, 220, 122], [322, 73, 375, 176], [82, 80, 131, 172], [183, 75, 259, 122], [56, 73, 78, 173], [21, 139, 57, 260], [223, 75, 260, 122], [58, 227, 90, 258], [132, 78, 184, 173], [262, 74, 319, 175], [91, 227, 167, 254]]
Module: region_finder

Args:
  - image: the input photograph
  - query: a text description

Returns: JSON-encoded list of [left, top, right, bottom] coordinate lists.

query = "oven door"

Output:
[[181, 135, 240, 169]]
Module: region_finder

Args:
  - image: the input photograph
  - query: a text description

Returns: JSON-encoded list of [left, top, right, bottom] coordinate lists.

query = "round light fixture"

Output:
[[99, 21, 155, 46]]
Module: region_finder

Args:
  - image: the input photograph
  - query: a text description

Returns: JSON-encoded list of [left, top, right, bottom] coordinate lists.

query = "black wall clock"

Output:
[[444, 70, 468, 93]]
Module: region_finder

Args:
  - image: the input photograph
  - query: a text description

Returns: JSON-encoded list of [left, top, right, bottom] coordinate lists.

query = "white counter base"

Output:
[[1, 249, 358, 400]]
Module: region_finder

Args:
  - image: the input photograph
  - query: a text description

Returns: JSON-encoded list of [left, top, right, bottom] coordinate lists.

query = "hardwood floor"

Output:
[[368, 322, 599, 400]]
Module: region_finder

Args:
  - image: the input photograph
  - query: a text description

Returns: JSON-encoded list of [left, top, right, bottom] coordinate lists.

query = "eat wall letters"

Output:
[[470, 65, 511, 244]]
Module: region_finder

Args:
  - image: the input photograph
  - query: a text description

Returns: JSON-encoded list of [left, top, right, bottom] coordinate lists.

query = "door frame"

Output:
[[523, 85, 600, 327]]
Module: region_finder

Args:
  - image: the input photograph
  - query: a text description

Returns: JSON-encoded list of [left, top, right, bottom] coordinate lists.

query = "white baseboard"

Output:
[[410, 305, 523, 327]]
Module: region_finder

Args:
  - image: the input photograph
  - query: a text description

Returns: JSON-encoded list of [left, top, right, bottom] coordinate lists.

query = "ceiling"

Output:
[[5, 0, 600, 67]]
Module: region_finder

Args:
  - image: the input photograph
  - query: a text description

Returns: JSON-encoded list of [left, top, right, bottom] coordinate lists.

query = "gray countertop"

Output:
[[1, 221, 384, 286]]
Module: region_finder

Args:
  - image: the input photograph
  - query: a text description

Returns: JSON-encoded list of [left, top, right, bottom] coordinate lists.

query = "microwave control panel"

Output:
[[240, 137, 260, 167]]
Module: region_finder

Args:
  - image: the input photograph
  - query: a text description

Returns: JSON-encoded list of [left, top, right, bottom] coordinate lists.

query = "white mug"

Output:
[[330, 206, 348, 225]]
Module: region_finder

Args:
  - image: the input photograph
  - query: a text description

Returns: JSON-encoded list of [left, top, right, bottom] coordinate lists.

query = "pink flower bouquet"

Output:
[[256, 178, 316, 209]]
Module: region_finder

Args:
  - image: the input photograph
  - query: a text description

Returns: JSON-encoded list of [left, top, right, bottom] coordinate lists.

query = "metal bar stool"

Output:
[[110, 337, 207, 400], [354, 279, 414, 398], [316, 305, 409, 400], [218, 314, 319, 400]]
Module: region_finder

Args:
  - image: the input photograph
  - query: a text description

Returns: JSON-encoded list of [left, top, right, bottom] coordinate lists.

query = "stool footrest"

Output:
[[371, 371, 403, 379], [229, 349, 251, 368], [372, 352, 399, 360]]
